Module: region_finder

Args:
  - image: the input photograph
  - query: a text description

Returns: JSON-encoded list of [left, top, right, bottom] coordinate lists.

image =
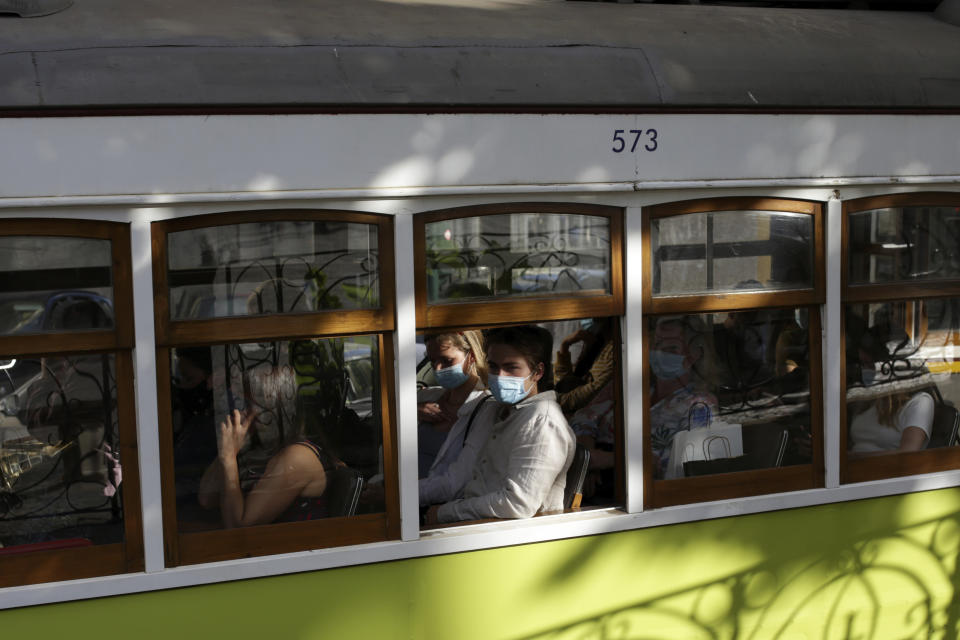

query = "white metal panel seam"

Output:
[[824, 198, 842, 489], [130, 218, 165, 572], [624, 206, 645, 513], [393, 212, 420, 541]]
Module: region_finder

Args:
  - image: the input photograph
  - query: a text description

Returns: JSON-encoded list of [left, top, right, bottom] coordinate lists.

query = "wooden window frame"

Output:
[[151, 210, 400, 567], [413, 202, 627, 514], [414, 203, 624, 330], [0, 220, 143, 587], [841, 193, 960, 484], [642, 197, 826, 508]]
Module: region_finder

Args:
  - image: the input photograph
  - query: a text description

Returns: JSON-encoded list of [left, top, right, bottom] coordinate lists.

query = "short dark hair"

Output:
[[485, 325, 554, 390]]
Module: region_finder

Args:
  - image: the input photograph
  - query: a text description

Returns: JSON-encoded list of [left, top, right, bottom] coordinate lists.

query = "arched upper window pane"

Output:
[[167, 220, 379, 321], [652, 210, 814, 296], [848, 205, 960, 285], [0, 237, 114, 336], [424, 213, 611, 304]]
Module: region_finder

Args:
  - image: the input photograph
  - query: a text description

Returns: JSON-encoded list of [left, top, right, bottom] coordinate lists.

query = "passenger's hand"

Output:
[[424, 504, 442, 525], [561, 329, 592, 352], [217, 409, 254, 461], [418, 402, 444, 423], [418, 402, 456, 424]]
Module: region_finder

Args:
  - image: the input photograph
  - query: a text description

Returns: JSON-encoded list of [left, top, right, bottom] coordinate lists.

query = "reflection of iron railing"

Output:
[[427, 228, 609, 298], [0, 355, 121, 531]]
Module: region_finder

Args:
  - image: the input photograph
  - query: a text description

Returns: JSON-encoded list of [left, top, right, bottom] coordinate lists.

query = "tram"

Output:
[[2, 0, 960, 637]]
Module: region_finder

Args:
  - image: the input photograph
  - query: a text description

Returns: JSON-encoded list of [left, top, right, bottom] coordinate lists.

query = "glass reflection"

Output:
[[652, 210, 813, 296], [172, 337, 383, 531], [424, 213, 610, 304], [849, 205, 960, 285], [167, 221, 379, 321], [846, 297, 960, 455], [649, 309, 813, 480], [0, 355, 123, 550], [0, 237, 114, 335]]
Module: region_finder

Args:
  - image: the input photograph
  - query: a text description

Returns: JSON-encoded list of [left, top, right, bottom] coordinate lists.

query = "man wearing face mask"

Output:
[[424, 325, 575, 525], [649, 317, 718, 479]]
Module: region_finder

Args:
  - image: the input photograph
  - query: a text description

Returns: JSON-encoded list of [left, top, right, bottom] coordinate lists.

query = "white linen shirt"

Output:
[[419, 390, 495, 506], [437, 390, 575, 523]]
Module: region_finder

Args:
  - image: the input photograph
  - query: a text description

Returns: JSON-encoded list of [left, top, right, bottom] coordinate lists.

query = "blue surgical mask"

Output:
[[579, 318, 596, 331], [861, 367, 876, 386], [434, 361, 470, 389], [650, 350, 687, 381], [488, 372, 533, 405]]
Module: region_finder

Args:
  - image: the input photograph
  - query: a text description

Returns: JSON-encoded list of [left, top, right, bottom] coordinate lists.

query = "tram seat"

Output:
[[928, 403, 960, 449], [325, 466, 364, 517], [563, 444, 591, 511]]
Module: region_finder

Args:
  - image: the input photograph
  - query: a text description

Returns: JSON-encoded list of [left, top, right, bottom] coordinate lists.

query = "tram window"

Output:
[[415, 203, 623, 329], [415, 203, 626, 527], [0, 222, 141, 588], [416, 319, 623, 527], [842, 194, 960, 484], [153, 211, 398, 566], [643, 198, 825, 508], [652, 209, 814, 296], [167, 219, 379, 321]]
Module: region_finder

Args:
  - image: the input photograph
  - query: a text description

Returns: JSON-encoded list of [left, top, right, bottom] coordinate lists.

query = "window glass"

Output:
[[0, 237, 114, 335], [0, 354, 124, 549], [424, 213, 611, 304], [848, 205, 960, 285], [652, 211, 813, 296], [648, 309, 813, 480], [167, 221, 379, 320], [417, 318, 621, 528], [845, 297, 960, 454], [171, 337, 383, 531]]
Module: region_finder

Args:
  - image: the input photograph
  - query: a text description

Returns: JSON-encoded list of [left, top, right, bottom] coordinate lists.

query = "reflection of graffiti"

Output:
[[520, 512, 960, 640]]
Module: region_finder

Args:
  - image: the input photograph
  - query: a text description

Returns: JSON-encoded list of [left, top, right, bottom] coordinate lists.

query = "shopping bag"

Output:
[[666, 421, 743, 479]]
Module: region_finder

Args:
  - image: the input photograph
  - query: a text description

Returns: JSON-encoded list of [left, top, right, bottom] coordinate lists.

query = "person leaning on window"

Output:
[[198, 366, 335, 528], [424, 325, 576, 525]]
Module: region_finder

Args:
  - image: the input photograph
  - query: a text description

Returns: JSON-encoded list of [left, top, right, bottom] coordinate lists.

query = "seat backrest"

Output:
[[928, 403, 960, 449], [325, 466, 364, 517], [563, 444, 591, 510]]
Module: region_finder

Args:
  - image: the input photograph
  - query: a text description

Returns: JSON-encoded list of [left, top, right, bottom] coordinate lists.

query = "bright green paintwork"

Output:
[[3, 487, 960, 639]]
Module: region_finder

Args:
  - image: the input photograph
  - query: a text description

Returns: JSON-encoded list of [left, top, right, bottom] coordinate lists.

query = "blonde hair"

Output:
[[424, 330, 488, 385], [876, 391, 911, 427]]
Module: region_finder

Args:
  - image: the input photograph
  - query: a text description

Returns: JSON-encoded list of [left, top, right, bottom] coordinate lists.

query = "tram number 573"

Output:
[[611, 129, 658, 153]]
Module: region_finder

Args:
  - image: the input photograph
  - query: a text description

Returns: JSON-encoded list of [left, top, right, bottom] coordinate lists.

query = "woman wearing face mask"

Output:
[[417, 331, 489, 479], [425, 325, 575, 525], [649, 317, 718, 479]]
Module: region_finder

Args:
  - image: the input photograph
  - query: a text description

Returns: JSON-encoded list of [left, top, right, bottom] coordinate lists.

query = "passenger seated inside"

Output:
[[649, 316, 718, 479], [417, 330, 497, 507], [198, 365, 337, 528], [424, 325, 575, 524], [554, 317, 615, 415], [417, 330, 488, 479], [847, 323, 934, 455]]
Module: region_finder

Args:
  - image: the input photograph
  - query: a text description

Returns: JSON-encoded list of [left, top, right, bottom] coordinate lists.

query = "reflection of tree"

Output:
[[518, 511, 960, 640]]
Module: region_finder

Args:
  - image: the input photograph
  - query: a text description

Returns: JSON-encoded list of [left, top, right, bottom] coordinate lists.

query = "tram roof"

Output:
[[3, 0, 960, 111]]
